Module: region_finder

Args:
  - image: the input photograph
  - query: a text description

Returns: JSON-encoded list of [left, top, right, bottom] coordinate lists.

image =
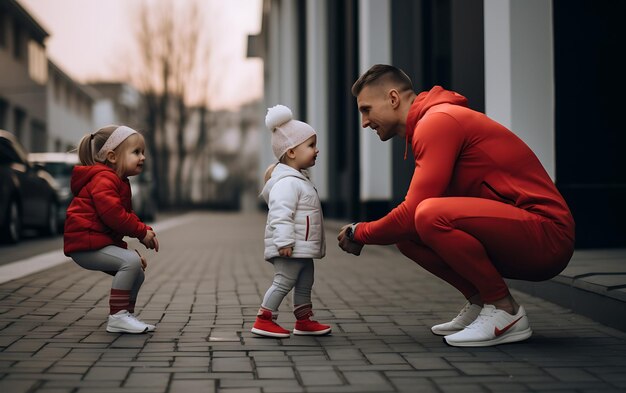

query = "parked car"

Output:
[[28, 150, 156, 225], [130, 170, 157, 222], [0, 130, 60, 243], [28, 152, 79, 232]]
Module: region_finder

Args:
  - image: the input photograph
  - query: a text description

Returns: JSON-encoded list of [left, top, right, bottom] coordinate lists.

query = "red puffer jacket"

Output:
[[63, 164, 149, 255]]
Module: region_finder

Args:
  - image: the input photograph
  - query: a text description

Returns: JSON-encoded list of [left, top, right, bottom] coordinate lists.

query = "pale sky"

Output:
[[19, 0, 264, 110]]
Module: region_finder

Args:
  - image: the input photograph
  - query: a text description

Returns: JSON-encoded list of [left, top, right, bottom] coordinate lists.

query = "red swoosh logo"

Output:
[[494, 316, 523, 336]]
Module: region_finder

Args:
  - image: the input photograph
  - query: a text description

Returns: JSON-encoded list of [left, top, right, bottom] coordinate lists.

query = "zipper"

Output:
[[482, 181, 516, 205], [305, 216, 310, 241]]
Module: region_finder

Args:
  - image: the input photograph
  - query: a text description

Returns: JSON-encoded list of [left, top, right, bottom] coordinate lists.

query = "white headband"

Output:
[[94, 126, 138, 162]]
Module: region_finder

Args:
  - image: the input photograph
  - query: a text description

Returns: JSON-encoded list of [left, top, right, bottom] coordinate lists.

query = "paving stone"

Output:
[[363, 353, 406, 365], [168, 379, 216, 392], [0, 380, 38, 393], [219, 378, 303, 389], [325, 348, 364, 361], [1, 212, 626, 393], [47, 366, 90, 374], [256, 366, 295, 379], [172, 372, 254, 380], [84, 366, 129, 381], [4, 339, 47, 352], [298, 370, 343, 386], [124, 371, 170, 387], [212, 357, 253, 372]]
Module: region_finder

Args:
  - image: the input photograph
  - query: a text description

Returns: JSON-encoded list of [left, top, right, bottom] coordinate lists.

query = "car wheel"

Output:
[[44, 201, 59, 236], [2, 199, 22, 244]]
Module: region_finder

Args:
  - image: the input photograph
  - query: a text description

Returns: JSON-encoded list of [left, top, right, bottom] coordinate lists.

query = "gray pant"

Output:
[[262, 257, 314, 311], [70, 245, 144, 302]]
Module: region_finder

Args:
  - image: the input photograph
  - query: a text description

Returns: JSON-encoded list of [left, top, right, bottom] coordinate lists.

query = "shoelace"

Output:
[[466, 309, 495, 330], [454, 303, 471, 319], [127, 313, 148, 326]]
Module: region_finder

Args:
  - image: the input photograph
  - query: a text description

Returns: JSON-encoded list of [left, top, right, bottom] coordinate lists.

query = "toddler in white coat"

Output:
[[251, 104, 331, 338]]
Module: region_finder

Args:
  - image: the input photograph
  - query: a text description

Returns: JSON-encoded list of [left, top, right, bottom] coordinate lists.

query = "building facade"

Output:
[[252, 0, 625, 248], [1, 1, 96, 153], [0, 0, 48, 151], [47, 61, 96, 152]]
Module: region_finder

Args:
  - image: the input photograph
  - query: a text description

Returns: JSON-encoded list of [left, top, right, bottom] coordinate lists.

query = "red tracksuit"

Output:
[[353, 86, 575, 302]]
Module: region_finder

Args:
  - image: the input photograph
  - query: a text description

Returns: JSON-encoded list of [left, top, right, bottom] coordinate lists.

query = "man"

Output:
[[337, 64, 575, 347]]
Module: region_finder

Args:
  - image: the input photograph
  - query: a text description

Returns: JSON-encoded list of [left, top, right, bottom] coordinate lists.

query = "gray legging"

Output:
[[70, 245, 144, 302], [262, 257, 314, 311]]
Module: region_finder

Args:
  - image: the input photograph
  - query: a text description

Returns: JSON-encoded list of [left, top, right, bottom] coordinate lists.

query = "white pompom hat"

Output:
[[265, 104, 316, 160]]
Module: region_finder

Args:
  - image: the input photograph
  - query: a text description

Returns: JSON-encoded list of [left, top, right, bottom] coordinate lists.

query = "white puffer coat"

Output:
[[261, 163, 326, 261]]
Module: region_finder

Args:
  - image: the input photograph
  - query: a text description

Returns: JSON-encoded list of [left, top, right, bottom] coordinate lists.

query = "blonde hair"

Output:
[[76, 125, 145, 178], [264, 162, 278, 183]]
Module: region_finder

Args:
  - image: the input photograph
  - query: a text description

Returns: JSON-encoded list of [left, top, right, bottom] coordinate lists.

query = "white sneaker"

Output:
[[106, 310, 149, 333], [431, 302, 482, 336], [130, 313, 156, 332], [444, 304, 532, 347]]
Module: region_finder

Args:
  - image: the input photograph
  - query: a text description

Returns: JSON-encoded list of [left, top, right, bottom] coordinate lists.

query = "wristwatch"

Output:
[[345, 223, 358, 241]]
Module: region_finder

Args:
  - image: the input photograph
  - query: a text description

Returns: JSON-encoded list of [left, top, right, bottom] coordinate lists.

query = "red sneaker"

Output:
[[293, 318, 332, 336], [251, 308, 290, 338]]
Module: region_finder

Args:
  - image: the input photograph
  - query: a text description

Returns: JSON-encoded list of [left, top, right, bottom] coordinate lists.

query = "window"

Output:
[[14, 107, 25, 140], [28, 40, 48, 84], [53, 75, 61, 100], [0, 11, 6, 48], [0, 98, 8, 129], [30, 120, 47, 152], [12, 23, 24, 60]]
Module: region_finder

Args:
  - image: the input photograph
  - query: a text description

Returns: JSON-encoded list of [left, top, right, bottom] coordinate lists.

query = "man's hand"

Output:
[[141, 230, 159, 252], [279, 247, 293, 257], [337, 224, 350, 242], [337, 223, 364, 256]]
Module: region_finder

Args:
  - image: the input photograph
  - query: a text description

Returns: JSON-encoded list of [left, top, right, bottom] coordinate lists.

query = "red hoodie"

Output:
[[63, 164, 149, 255], [354, 86, 575, 245]]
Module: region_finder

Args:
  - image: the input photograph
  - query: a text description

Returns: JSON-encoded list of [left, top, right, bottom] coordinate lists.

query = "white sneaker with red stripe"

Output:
[[431, 302, 482, 336], [444, 304, 532, 347]]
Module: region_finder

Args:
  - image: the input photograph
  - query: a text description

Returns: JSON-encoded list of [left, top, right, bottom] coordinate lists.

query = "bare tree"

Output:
[[171, 1, 203, 205], [128, 0, 222, 208], [180, 1, 227, 205], [131, 0, 175, 207]]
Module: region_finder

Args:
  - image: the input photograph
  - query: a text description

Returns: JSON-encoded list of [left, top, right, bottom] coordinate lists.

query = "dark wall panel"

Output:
[[553, 0, 626, 248]]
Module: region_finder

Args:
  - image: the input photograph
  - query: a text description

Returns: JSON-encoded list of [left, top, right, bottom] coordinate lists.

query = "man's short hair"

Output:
[[351, 64, 414, 97]]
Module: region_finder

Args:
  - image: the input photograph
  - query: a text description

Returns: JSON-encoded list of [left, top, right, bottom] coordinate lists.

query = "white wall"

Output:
[[305, 0, 329, 200], [259, 0, 300, 187], [358, 0, 392, 201], [484, 0, 555, 179], [92, 100, 115, 129]]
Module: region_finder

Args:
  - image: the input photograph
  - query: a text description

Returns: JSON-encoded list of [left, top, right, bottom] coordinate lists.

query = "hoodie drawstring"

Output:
[[404, 132, 409, 160]]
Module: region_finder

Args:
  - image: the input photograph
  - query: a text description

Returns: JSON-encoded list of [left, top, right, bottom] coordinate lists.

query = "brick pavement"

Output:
[[1, 211, 626, 393]]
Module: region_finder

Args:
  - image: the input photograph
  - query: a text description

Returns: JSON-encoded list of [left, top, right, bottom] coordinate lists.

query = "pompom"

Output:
[[265, 104, 293, 130]]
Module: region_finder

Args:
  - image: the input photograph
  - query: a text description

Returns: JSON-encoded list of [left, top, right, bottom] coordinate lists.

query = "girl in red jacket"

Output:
[[64, 125, 159, 334]]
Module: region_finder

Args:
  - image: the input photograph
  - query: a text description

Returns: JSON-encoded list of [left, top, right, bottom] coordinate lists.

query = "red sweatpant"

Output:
[[395, 197, 574, 302]]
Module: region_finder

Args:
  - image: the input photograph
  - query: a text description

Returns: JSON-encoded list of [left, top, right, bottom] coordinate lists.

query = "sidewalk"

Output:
[[1, 211, 626, 393]]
